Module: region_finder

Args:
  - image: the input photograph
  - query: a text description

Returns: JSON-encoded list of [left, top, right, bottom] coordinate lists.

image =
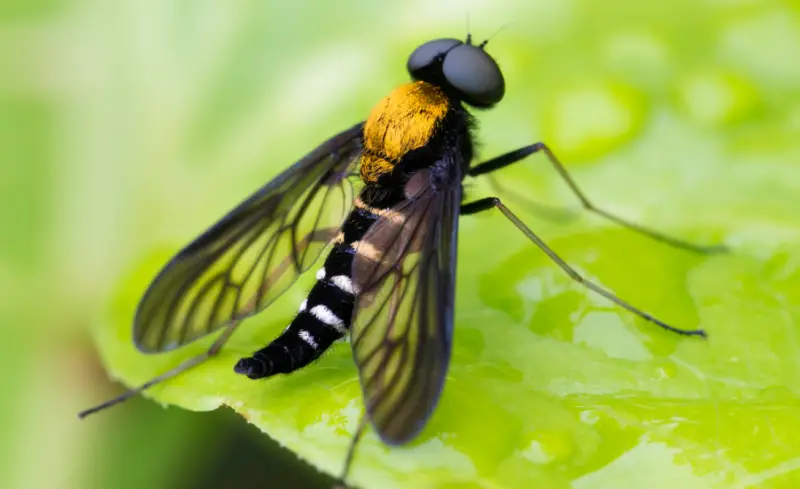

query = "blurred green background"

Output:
[[2, 0, 800, 488]]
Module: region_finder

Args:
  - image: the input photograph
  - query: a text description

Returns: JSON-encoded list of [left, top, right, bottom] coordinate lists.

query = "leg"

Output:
[[484, 173, 578, 222], [78, 321, 240, 418], [79, 226, 341, 419], [469, 143, 727, 254], [461, 197, 707, 337], [334, 413, 368, 489]]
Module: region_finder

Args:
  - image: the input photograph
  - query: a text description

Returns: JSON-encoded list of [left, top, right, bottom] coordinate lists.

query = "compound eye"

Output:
[[442, 44, 505, 106], [407, 38, 463, 78]]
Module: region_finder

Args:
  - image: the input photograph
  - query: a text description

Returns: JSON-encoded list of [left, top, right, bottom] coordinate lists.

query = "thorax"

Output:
[[360, 81, 452, 184]]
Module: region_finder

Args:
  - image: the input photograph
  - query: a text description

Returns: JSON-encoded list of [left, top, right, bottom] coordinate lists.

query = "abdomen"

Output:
[[233, 189, 406, 379]]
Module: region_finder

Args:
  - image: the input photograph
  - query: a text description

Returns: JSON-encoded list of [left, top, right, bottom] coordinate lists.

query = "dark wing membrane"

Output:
[[134, 123, 364, 353], [350, 168, 462, 445]]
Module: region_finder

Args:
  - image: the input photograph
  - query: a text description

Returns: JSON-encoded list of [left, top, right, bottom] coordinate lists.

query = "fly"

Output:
[[79, 33, 726, 487]]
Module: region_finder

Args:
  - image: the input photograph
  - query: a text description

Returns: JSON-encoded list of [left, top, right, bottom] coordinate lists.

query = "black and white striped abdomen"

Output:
[[234, 196, 388, 380]]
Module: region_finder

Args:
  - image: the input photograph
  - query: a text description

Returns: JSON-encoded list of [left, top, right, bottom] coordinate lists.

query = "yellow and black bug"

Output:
[[80, 34, 725, 485]]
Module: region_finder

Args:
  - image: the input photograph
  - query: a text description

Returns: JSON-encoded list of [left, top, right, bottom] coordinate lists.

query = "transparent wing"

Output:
[[134, 123, 364, 353], [351, 167, 462, 445]]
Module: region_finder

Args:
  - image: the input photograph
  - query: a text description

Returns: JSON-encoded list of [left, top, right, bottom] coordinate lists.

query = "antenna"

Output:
[[466, 11, 472, 44], [479, 21, 516, 48]]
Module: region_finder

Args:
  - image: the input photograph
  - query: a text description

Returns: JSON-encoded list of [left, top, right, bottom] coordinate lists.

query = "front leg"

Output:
[[469, 143, 727, 254]]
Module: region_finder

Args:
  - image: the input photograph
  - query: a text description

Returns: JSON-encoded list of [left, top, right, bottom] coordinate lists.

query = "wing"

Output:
[[134, 122, 364, 353], [350, 167, 462, 445]]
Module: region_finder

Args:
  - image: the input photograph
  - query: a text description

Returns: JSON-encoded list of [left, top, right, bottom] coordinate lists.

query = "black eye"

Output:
[[442, 44, 505, 107], [407, 38, 463, 78]]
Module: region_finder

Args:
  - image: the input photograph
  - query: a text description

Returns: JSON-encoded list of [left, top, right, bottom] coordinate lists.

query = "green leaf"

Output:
[[94, 1, 800, 488]]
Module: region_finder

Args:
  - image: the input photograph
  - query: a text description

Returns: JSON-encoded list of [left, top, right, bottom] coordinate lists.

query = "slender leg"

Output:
[[78, 227, 341, 419], [484, 173, 578, 222], [78, 322, 240, 418], [334, 414, 368, 489], [469, 143, 727, 254], [461, 197, 707, 337]]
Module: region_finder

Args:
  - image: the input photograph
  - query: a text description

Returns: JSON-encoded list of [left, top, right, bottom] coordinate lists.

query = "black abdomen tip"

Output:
[[234, 357, 273, 379]]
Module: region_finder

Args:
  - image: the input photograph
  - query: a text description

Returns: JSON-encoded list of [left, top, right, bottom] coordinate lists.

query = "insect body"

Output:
[[80, 34, 724, 486], [233, 80, 463, 388]]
